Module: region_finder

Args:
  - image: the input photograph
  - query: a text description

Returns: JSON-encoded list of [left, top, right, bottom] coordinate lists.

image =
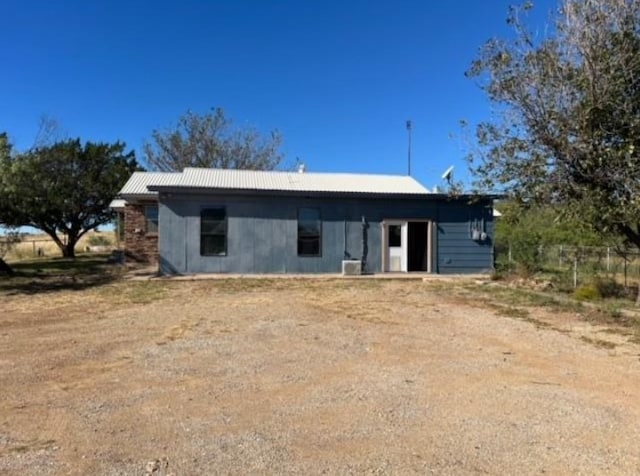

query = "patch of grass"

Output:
[[123, 281, 168, 304], [599, 303, 624, 320], [574, 284, 601, 301], [484, 301, 554, 328], [8, 255, 111, 275], [4, 439, 56, 455], [0, 254, 122, 295], [202, 277, 384, 294], [628, 333, 640, 345], [600, 328, 632, 336], [521, 316, 552, 328], [97, 281, 168, 305], [477, 282, 640, 338], [206, 278, 293, 293], [499, 306, 530, 319], [469, 284, 584, 314], [580, 336, 617, 349]]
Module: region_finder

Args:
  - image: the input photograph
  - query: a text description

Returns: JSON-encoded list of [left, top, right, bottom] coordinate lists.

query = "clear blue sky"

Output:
[[2, 0, 557, 190]]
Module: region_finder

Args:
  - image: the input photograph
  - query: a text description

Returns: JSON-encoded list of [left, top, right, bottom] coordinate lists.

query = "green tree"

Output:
[[494, 201, 607, 273], [0, 138, 138, 258], [495, 201, 605, 249], [0, 133, 17, 274], [144, 107, 284, 171], [467, 0, 640, 249]]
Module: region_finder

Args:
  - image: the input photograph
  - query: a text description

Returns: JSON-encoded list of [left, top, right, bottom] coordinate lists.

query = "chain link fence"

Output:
[[495, 243, 640, 289]]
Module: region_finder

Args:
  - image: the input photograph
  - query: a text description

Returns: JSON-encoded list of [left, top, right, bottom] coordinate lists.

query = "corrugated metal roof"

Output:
[[117, 168, 434, 199], [160, 167, 431, 195], [117, 172, 182, 198], [108, 199, 127, 210]]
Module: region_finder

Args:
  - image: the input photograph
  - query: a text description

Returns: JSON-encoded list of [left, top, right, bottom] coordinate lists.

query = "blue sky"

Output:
[[2, 0, 557, 190]]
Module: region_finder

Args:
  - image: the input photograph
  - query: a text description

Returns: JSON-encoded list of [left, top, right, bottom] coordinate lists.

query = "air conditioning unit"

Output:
[[342, 260, 362, 276]]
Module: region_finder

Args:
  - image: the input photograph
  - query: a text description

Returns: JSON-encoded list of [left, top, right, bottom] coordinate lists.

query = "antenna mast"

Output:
[[406, 120, 412, 176]]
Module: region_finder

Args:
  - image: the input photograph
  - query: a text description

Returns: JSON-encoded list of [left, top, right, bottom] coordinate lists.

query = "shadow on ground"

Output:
[[0, 254, 124, 295]]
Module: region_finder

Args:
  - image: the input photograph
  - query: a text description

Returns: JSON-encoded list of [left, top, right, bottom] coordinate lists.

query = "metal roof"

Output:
[[117, 172, 182, 199], [108, 199, 127, 210], [148, 167, 431, 195]]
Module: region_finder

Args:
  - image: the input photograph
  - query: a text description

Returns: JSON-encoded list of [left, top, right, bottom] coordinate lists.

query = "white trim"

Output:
[[381, 219, 433, 273]]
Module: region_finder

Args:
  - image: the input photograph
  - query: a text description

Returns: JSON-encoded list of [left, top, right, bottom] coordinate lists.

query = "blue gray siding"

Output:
[[158, 193, 494, 274]]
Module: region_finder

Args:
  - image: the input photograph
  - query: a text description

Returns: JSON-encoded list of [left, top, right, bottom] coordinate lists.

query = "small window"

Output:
[[201, 208, 227, 256], [388, 225, 401, 247], [298, 208, 321, 256], [145, 205, 159, 234]]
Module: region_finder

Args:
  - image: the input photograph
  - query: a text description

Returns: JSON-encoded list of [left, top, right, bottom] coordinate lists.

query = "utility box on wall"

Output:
[[342, 260, 362, 276]]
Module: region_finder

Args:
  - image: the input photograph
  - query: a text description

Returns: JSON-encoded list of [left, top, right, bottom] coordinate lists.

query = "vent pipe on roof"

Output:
[[298, 163, 306, 173]]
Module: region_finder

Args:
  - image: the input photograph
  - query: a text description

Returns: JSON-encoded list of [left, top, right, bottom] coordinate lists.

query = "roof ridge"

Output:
[[181, 167, 417, 179]]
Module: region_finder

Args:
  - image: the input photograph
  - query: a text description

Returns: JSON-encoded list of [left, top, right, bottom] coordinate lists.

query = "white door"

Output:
[[385, 222, 407, 272]]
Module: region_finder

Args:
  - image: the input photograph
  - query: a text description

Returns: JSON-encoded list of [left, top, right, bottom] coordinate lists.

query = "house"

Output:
[[110, 168, 495, 274]]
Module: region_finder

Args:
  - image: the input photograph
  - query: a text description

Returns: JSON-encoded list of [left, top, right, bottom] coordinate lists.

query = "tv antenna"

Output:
[[406, 120, 412, 176]]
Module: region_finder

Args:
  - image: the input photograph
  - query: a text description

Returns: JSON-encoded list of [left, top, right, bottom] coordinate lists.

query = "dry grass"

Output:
[[580, 336, 617, 349], [4, 230, 117, 261]]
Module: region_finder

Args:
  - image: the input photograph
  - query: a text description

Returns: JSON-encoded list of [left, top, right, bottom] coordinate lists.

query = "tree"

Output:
[[494, 200, 607, 273], [495, 201, 605, 249], [0, 133, 17, 274], [0, 138, 138, 258], [0, 230, 20, 276], [467, 0, 640, 250], [144, 107, 284, 171]]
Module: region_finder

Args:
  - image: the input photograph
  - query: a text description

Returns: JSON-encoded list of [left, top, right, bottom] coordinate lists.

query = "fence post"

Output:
[[574, 256, 578, 289], [559, 245, 563, 267], [607, 247, 610, 272]]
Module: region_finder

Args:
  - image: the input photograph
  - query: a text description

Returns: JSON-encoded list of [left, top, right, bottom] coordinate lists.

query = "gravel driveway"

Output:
[[1, 278, 639, 475]]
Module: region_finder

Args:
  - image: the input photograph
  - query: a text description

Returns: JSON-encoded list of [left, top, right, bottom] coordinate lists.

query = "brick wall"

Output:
[[124, 203, 158, 263]]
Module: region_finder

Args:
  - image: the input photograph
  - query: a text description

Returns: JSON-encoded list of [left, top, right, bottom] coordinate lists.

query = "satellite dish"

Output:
[[441, 165, 454, 182]]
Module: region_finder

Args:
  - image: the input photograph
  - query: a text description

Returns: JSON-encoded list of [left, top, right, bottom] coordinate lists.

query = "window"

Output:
[[297, 207, 321, 256], [201, 208, 227, 256], [388, 224, 401, 247], [145, 205, 158, 234]]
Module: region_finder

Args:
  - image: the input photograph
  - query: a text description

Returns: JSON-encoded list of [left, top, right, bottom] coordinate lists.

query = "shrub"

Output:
[[606, 306, 623, 319], [549, 270, 575, 294], [592, 277, 625, 299], [573, 284, 601, 301], [510, 231, 543, 276]]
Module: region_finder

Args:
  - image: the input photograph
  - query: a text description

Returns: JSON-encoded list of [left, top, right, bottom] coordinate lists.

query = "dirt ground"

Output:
[[1, 277, 640, 475]]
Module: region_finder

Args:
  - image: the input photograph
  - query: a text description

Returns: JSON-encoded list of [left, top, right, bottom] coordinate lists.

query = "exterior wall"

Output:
[[124, 203, 158, 263], [157, 193, 494, 274], [435, 201, 494, 273]]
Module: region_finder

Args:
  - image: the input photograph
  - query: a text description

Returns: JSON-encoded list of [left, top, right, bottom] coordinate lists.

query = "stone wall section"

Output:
[[124, 203, 158, 263]]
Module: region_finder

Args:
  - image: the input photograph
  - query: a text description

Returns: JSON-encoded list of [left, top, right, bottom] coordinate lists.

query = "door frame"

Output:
[[381, 219, 433, 273]]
